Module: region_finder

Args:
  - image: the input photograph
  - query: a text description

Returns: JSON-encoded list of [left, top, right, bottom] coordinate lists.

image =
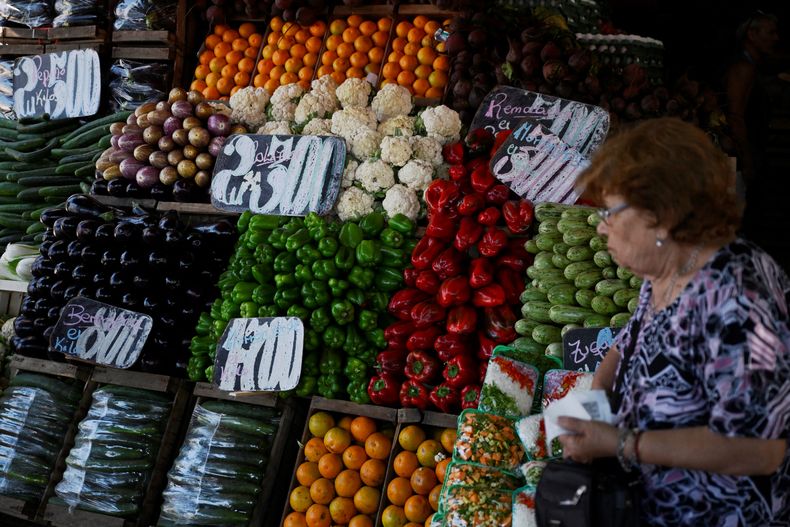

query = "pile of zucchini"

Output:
[[0, 111, 131, 251], [0, 372, 84, 501], [52, 385, 171, 517], [515, 203, 642, 357], [159, 400, 281, 526]]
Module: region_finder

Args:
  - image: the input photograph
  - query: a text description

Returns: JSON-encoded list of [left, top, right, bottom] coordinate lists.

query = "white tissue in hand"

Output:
[[543, 389, 614, 446]]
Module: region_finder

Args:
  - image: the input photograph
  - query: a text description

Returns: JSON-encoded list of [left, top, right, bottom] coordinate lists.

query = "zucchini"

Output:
[[556, 219, 589, 234], [563, 227, 596, 246], [584, 314, 611, 328], [515, 318, 540, 337], [575, 289, 596, 308], [524, 238, 539, 254], [551, 253, 571, 269], [537, 220, 559, 235], [547, 284, 577, 306], [593, 250, 613, 268], [60, 124, 111, 149], [522, 301, 552, 323], [0, 182, 24, 196], [552, 242, 571, 256], [610, 312, 632, 328], [510, 336, 547, 355], [532, 324, 562, 345], [566, 245, 594, 262], [627, 296, 639, 314], [563, 261, 597, 280], [519, 288, 547, 303], [616, 266, 634, 281], [574, 269, 603, 289], [591, 295, 619, 315], [545, 342, 563, 359], [595, 279, 629, 297], [549, 304, 594, 325], [602, 266, 617, 279], [589, 235, 607, 252], [61, 110, 132, 144]]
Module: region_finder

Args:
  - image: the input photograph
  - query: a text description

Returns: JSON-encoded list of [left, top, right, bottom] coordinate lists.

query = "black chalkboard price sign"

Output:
[[562, 327, 621, 372], [213, 317, 304, 393], [13, 49, 101, 120], [49, 297, 153, 369], [210, 134, 346, 216]]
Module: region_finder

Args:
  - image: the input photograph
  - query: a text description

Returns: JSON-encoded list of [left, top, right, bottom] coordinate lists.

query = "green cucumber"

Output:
[[545, 342, 563, 359], [5, 167, 58, 182], [95, 384, 171, 404], [566, 245, 594, 262], [0, 216, 32, 231], [561, 323, 581, 337], [610, 312, 632, 328], [534, 203, 568, 222], [98, 134, 112, 149], [51, 145, 99, 159], [602, 266, 617, 279], [549, 304, 594, 325], [66, 456, 153, 473], [61, 111, 132, 144], [561, 207, 595, 222], [0, 128, 18, 141], [584, 314, 611, 328], [0, 182, 24, 196], [522, 301, 552, 323], [563, 227, 596, 246], [537, 220, 559, 235], [60, 149, 102, 164], [0, 204, 37, 213], [524, 239, 539, 254], [18, 175, 81, 187], [593, 250, 612, 268], [575, 269, 603, 289], [556, 219, 589, 234], [587, 211, 601, 227], [218, 415, 277, 436], [589, 235, 607, 252], [515, 318, 540, 336], [535, 233, 561, 252], [591, 295, 619, 315], [616, 267, 634, 280], [595, 279, 629, 297], [0, 137, 46, 152], [537, 275, 571, 293], [551, 253, 571, 269], [200, 400, 280, 422], [629, 275, 643, 289], [60, 125, 111, 149], [75, 163, 96, 179], [533, 324, 562, 345], [202, 461, 263, 484], [575, 289, 596, 308], [563, 261, 597, 280], [510, 336, 546, 355], [9, 373, 82, 402], [552, 242, 571, 256], [627, 296, 639, 314], [26, 222, 46, 235], [16, 117, 79, 134], [534, 252, 556, 271], [39, 184, 83, 198], [0, 233, 24, 245], [547, 284, 577, 305], [613, 288, 639, 307], [4, 137, 60, 162], [520, 288, 548, 303]]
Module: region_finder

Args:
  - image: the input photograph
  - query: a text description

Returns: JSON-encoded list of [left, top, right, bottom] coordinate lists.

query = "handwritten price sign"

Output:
[[562, 327, 620, 372]]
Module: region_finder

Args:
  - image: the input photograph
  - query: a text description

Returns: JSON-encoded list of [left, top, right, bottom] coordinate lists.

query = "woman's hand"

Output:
[[557, 417, 620, 463]]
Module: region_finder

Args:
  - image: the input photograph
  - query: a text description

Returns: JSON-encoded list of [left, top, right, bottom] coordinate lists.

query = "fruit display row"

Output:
[[192, 22, 265, 100]]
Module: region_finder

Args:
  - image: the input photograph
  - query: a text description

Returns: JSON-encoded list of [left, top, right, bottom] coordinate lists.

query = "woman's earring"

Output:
[[655, 238, 664, 247]]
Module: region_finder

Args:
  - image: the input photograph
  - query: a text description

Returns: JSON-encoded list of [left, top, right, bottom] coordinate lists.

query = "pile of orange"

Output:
[[380, 425, 456, 527], [380, 15, 450, 98], [316, 15, 391, 86], [254, 17, 327, 94], [191, 22, 262, 101], [283, 412, 394, 527]]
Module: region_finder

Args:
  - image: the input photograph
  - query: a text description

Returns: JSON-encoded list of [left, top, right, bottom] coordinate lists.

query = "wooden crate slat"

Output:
[[193, 382, 279, 407], [0, 44, 46, 55], [9, 355, 91, 381], [48, 26, 102, 41], [333, 5, 397, 17], [155, 201, 237, 215], [0, 27, 49, 40], [91, 195, 158, 210], [90, 366, 172, 393], [112, 30, 173, 44], [112, 46, 173, 60], [0, 496, 36, 521], [42, 503, 126, 527], [0, 278, 28, 294], [422, 410, 459, 429]]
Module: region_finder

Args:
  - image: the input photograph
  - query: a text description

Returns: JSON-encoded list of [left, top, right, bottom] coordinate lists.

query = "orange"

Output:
[[338, 416, 353, 432], [331, 70, 346, 85], [342, 445, 368, 470], [354, 35, 373, 53], [262, 44, 275, 60], [239, 22, 256, 38], [205, 71, 220, 88], [350, 417, 377, 443], [382, 62, 400, 80], [278, 36, 295, 51], [388, 51, 404, 64], [372, 30, 389, 48], [252, 74, 266, 88], [297, 462, 322, 487], [326, 34, 343, 51], [359, 20, 377, 37], [290, 485, 313, 513], [347, 67, 365, 79], [417, 47, 437, 66], [263, 78, 279, 93], [295, 29, 310, 44], [353, 486, 380, 515], [365, 432, 392, 460], [322, 50, 338, 66], [280, 71, 298, 85], [381, 505, 407, 527], [222, 30, 240, 43], [330, 19, 347, 36], [428, 485, 442, 512], [284, 511, 308, 527], [416, 440, 441, 468], [281, 21, 296, 36], [347, 14, 363, 28], [350, 51, 368, 69], [202, 86, 220, 100], [428, 70, 448, 88], [232, 38, 249, 52], [435, 458, 450, 483], [270, 65, 286, 80], [272, 49, 289, 66], [298, 66, 314, 82], [425, 86, 444, 98], [285, 57, 303, 73], [349, 514, 374, 527], [303, 52, 318, 68], [329, 496, 356, 525], [209, 56, 226, 73], [393, 451, 419, 478], [410, 467, 437, 496], [421, 35, 434, 48], [424, 20, 440, 36], [247, 31, 263, 47], [365, 63, 380, 75], [413, 15, 429, 29], [407, 28, 425, 43], [217, 77, 234, 95], [337, 42, 354, 59], [205, 34, 222, 49], [291, 43, 307, 59], [318, 453, 343, 479], [310, 478, 335, 505], [396, 21, 412, 38], [335, 469, 362, 498], [414, 64, 431, 80], [298, 79, 310, 90], [439, 429, 456, 453], [239, 57, 255, 74], [399, 55, 418, 72], [257, 58, 275, 76], [244, 46, 259, 59], [403, 42, 420, 57], [194, 64, 210, 80], [214, 23, 229, 36], [234, 71, 251, 87], [310, 20, 327, 37], [199, 50, 214, 65], [190, 79, 207, 92], [306, 36, 322, 53], [333, 57, 350, 72], [221, 64, 238, 78], [268, 31, 281, 46], [378, 18, 392, 32], [305, 503, 331, 527], [317, 65, 333, 78], [391, 37, 407, 53], [359, 459, 385, 487], [387, 477, 413, 507], [404, 495, 432, 523], [397, 70, 416, 88], [368, 47, 384, 64]]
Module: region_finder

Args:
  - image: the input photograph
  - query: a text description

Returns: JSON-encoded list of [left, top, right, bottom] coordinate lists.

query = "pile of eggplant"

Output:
[[91, 88, 246, 203], [12, 194, 237, 376]]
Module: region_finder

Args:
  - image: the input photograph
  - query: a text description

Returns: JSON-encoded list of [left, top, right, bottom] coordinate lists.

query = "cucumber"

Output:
[[551, 253, 571, 269], [0, 204, 37, 213], [73, 441, 150, 461], [534, 252, 556, 271], [0, 215, 33, 230], [60, 149, 101, 164], [627, 296, 639, 314], [589, 235, 607, 252], [18, 176, 81, 187], [26, 222, 46, 235], [5, 167, 58, 182], [16, 187, 45, 202], [95, 384, 171, 404], [566, 245, 594, 262], [535, 233, 561, 252], [575, 269, 603, 289], [65, 456, 153, 473], [549, 304, 594, 325], [97, 134, 112, 149], [39, 184, 83, 198], [61, 111, 132, 144], [593, 250, 612, 268], [16, 117, 79, 134], [591, 295, 619, 315], [534, 203, 567, 222], [563, 227, 596, 246], [610, 312, 632, 328], [520, 288, 547, 303], [561, 324, 581, 337], [75, 163, 96, 179], [560, 207, 595, 222], [55, 161, 87, 175], [202, 461, 263, 484], [547, 284, 577, 306], [524, 238, 539, 254], [533, 324, 562, 345], [61, 124, 111, 149], [515, 318, 540, 336], [613, 288, 639, 307], [0, 137, 46, 152], [552, 242, 570, 256], [537, 275, 571, 293], [510, 336, 546, 355], [522, 301, 552, 323], [595, 279, 629, 297], [51, 145, 99, 159], [545, 342, 563, 359], [9, 373, 82, 402], [616, 267, 634, 280], [629, 275, 643, 289], [587, 211, 602, 227], [0, 182, 24, 196], [200, 400, 280, 422], [218, 415, 277, 437], [0, 127, 18, 140], [556, 219, 589, 234], [602, 266, 617, 279], [584, 314, 611, 328], [575, 289, 596, 308], [537, 220, 559, 235], [4, 137, 60, 162], [563, 261, 597, 281]]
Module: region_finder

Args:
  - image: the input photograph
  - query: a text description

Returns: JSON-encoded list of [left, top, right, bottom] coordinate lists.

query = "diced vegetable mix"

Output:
[[520, 461, 547, 488], [541, 369, 594, 410], [443, 461, 522, 491], [515, 415, 561, 461], [453, 410, 524, 471], [442, 485, 513, 527], [478, 355, 539, 418], [512, 485, 537, 527]]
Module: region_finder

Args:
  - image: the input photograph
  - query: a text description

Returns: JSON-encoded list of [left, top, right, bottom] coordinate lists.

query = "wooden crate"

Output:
[[279, 397, 399, 527], [39, 367, 192, 527], [0, 43, 46, 56], [0, 280, 27, 317]]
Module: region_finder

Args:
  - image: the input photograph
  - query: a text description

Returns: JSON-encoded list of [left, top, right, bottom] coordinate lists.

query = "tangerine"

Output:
[[272, 49, 289, 66], [425, 86, 444, 98], [283, 511, 308, 527], [214, 23, 229, 36], [322, 50, 338, 66], [310, 21, 327, 37], [331, 70, 346, 85], [350, 417, 377, 443], [365, 433, 392, 460], [372, 31, 389, 48], [221, 64, 238, 78], [190, 79, 207, 92], [417, 47, 437, 66], [226, 50, 243, 65], [335, 469, 362, 498], [413, 16, 429, 29], [270, 17, 284, 32], [350, 51, 369, 69], [396, 21, 412, 38], [368, 47, 384, 64], [205, 34, 222, 49], [391, 37, 407, 53], [397, 70, 416, 88], [330, 19, 347, 36], [393, 451, 419, 478], [388, 51, 404, 64], [280, 71, 299, 85], [342, 445, 368, 470], [407, 28, 425, 43], [428, 485, 442, 512], [290, 485, 313, 513], [359, 459, 385, 487], [382, 62, 401, 80], [410, 467, 437, 496], [305, 504, 331, 527], [209, 56, 227, 73], [399, 55, 418, 72], [298, 66, 313, 82], [297, 462, 322, 487], [349, 514, 374, 527], [239, 57, 255, 73], [403, 42, 420, 57], [285, 57, 303, 73], [435, 458, 450, 483], [318, 453, 343, 479], [414, 64, 432, 80], [326, 34, 342, 52], [303, 52, 317, 67], [202, 86, 220, 99], [378, 18, 392, 32], [291, 43, 307, 59], [387, 477, 413, 507], [222, 29, 239, 43], [194, 64, 209, 80], [332, 57, 350, 72], [428, 70, 448, 88], [329, 496, 357, 525], [354, 35, 373, 53], [239, 22, 256, 38], [381, 505, 407, 527], [440, 429, 456, 453], [433, 55, 450, 72], [234, 71, 251, 87], [295, 29, 310, 44], [232, 38, 249, 52], [199, 50, 214, 65], [310, 477, 335, 505], [337, 42, 355, 59], [205, 71, 220, 88], [353, 486, 381, 515], [278, 36, 295, 50], [404, 495, 432, 523], [359, 21, 377, 37], [347, 67, 365, 79], [252, 74, 266, 88], [317, 65, 333, 77], [306, 36, 323, 53], [347, 15, 363, 28], [263, 78, 279, 93]]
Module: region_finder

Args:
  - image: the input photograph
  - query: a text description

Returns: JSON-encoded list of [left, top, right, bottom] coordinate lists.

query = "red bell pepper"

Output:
[[497, 252, 530, 273], [478, 227, 508, 258], [470, 165, 495, 194], [435, 332, 472, 361], [388, 289, 430, 320], [457, 194, 484, 216], [465, 157, 487, 173], [479, 360, 489, 383], [446, 305, 478, 335], [442, 142, 465, 165], [424, 179, 448, 213], [468, 258, 494, 289], [448, 164, 467, 182], [406, 326, 442, 352], [404, 351, 440, 383], [429, 383, 460, 413], [476, 206, 501, 226], [484, 305, 518, 343], [415, 269, 441, 295], [400, 379, 430, 410], [502, 200, 534, 234], [453, 217, 484, 252], [431, 247, 463, 280], [411, 236, 445, 270], [426, 210, 457, 240], [403, 268, 419, 288], [472, 284, 506, 307], [436, 275, 471, 308], [465, 128, 494, 154], [443, 354, 478, 388], [485, 184, 510, 206], [491, 129, 513, 156], [461, 384, 481, 409], [368, 373, 401, 406], [497, 267, 525, 305], [477, 331, 497, 361], [410, 300, 446, 328], [384, 320, 416, 342], [375, 349, 407, 375]]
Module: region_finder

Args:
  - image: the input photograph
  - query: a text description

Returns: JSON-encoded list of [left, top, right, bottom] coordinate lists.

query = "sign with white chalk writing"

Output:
[[213, 317, 303, 392], [562, 327, 621, 372], [471, 86, 609, 157], [13, 49, 101, 120], [490, 118, 589, 203], [49, 297, 152, 369], [211, 134, 345, 216]]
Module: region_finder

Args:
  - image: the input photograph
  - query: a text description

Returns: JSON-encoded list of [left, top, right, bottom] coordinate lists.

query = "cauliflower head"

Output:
[[256, 121, 292, 135], [294, 92, 332, 124], [380, 136, 412, 167], [356, 159, 395, 193], [383, 184, 420, 221], [336, 187, 375, 221], [336, 78, 372, 109], [378, 115, 416, 137], [409, 136, 443, 166], [349, 128, 382, 161], [330, 107, 378, 141], [229, 87, 269, 129], [269, 83, 305, 122], [397, 158, 434, 191], [301, 118, 333, 136], [419, 105, 462, 144], [311, 75, 340, 110], [342, 159, 359, 188], [371, 84, 413, 122]]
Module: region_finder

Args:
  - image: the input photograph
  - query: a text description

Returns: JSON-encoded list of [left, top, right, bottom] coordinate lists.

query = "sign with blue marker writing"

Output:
[[13, 49, 101, 120], [211, 134, 346, 216], [562, 327, 621, 373], [490, 118, 589, 203], [213, 317, 303, 392], [49, 297, 153, 368]]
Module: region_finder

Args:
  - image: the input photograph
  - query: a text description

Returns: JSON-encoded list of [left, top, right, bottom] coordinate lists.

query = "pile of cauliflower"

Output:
[[227, 79, 463, 222]]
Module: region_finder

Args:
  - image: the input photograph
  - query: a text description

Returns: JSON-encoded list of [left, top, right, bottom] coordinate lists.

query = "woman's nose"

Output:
[[597, 221, 608, 236]]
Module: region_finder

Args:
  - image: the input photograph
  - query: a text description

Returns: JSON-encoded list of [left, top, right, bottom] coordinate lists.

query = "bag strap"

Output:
[[608, 317, 641, 416]]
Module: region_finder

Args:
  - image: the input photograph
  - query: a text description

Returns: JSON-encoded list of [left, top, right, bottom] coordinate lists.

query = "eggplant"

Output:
[[191, 219, 235, 240], [76, 287, 93, 298], [121, 292, 140, 309], [172, 179, 196, 202], [164, 296, 179, 310], [33, 298, 52, 317], [72, 265, 92, 283], [20, 297, 37, 315], [65, 194, 115, 220], [41, 231, 56, 244], [33, 317, 50, 332], [109, 272, 128, 288], [177, 254, 195, 272], [67, 241, 84, 261], [164, 275, 181, 290], [47, 240, 68, 261], [132, 274, 151, 289], [125, 182, 144, 198], [40, 208, 68, 228], [75, 219, 100, 241], [49, 281, 67, 303], [159, 314, 178, 330], [53, 261, 72, 279], [142, 297, 160, 311], [158, 210, 180, 231], [120, 251, 141, 270], [31, 257, 55, 277], [81, 245, 100, 264], [92, 271, 110, 285], [13, 317, 36, 338], [148, 251, 169, 267], [163, 229, 182, 245], [185, 232, 203, 251], [53, 216, 81, 240], [114, 222, 139, 243], [107, 178, 128, 197], [94, 223, 116, 244], [46, 305, 63, 321], [39, 242, 53, 257], [12, 337, 47, 358], [94, 288, 113, 303], [63, 285, 80, 301], [142, 226, 162, 246], [42, 326, 55, 342], [183, 287, 202, 303], [149, 184, 172, 201], [100, 250, 119, 267], [179, 304, 197, 321]]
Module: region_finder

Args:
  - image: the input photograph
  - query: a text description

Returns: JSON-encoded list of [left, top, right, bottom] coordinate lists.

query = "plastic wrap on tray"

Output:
[[541, 369, 594, 410], [0, 373, 83, 501], [113, 0, 177, 31], [0, 60, 13, 118], [479, 354, 539, 418], [512, 485, 537, 527], [0, 1, 52, 28], [515, 415, 561, 461], [109, 59, 169, 111], [442, 484, 513, 527], [158, 400, 281, 525], [444, 461, 522, 491], [453, 410, 524, 471], [519, 460, 546, 488], [53, 0, 100, 27], [53, 385, 171, 517]]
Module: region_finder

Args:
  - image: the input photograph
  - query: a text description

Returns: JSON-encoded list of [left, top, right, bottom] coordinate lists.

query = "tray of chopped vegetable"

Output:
[[519, 460, 547, 488], [442, 485, 513, 526], [512, 485, 537, 527], [444, 461, 522, 491], [493, 345, 562, 377], [479, 355, 539, 418], [453, 410, 525, 471], [516, 415, 561, 461], [541, 369, 594, 410]]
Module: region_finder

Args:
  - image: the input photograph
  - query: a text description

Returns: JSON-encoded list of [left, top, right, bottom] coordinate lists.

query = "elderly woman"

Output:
[[557, 118, 790, 526]]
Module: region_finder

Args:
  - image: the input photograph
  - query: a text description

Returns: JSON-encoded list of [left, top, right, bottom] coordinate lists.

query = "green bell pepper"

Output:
[[268, 228, 287, 250], [347, 380, 370, 404], [379, 227, 404, 248], [304, 330, 320, 352], [258, 305, 278, 317], [355, 240, 382, 267], [312, 259, 338, 281], [195, 313, 212, 336], [328, 278, 349, 297], [235, 246, 253, 259], [274, 252, 297, 273], [376, 267, 404, 292], [286, 228, 311, 252], [303, 351, 320, 377], [251, 263, 271, 284], [287, 304, 310, 320], [231, 282, 257, 303], [339, 222, 364, 249], [388, 213, 415, 235], [253, 284, 275, 305], [403, 238, 418, 256], [302, 280, 331, 309], [380, 246, 406, 267], [309, 222, 328, 242], [295, 376, 317, 398], [294, 263, 314, 284], [344, 357, 368, 380], [357, 347, 375, 366], [210, 299, 223, 320], [334, 246, 355, 271], [317, 375, 341, 399], [221, 298, 240, 320], [322, 325, 345, 349], [274, 273, 297, 289], [318, 237, 339, 258], [346, 288, 366, 307], [274, 287, 300, 310], [190, 335, 212, 356], [205, 365, 214, 382], [359, 211, 385, 237], [237, 210, 252, 233], [348, 266, 374, 289], [214, 318, 228, 336], [331, 299, 355, 326], [240, 301, 258, 318], [254, 243, 276, 264], [344, 325, 366, 356], [246, 230, 269, 250], [187, 355, 209, 381], [250, 214, 281, 232], [357, 310, 378, 332], [366, 328, 387, 349], [304, 212, 323, 230], [233, 259, 255, 282], [310, 307, 331, 333], [296, 244, 321, 264], [320, 350, 342, 375]]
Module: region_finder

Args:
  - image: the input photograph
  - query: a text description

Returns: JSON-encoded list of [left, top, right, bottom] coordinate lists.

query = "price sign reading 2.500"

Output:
[[210, 134, 346, 217]]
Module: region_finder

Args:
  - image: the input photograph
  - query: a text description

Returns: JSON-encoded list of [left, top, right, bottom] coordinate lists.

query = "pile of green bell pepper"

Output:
[[187, 210, 418, 404]]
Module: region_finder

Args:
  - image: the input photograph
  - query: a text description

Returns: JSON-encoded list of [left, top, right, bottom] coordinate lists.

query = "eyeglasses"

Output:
[[597, 203, 629, 224]]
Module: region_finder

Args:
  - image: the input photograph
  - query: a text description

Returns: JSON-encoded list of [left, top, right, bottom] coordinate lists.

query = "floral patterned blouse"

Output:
[[612, 239, 790, 526]]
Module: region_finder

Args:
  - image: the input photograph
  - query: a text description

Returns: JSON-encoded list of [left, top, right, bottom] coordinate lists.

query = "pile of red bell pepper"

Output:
[[368, 130, 535, 413]]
